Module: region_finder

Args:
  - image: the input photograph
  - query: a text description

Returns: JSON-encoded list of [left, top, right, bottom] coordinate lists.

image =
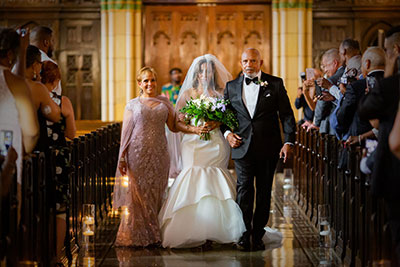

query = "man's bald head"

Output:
[[361, 47, 386, 77], [321, 48, 341, 77], [241, 48, 263, 77]]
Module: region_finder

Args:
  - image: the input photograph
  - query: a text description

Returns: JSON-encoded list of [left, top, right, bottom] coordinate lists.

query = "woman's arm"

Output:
[[61, 96, 76, 140], [302, 80, 316, 111], [36, 83, 61, 122], [6, 72, 39, 153]]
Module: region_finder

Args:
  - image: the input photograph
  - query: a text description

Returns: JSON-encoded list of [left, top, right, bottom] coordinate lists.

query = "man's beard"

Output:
[[47, 48, 53, 58]]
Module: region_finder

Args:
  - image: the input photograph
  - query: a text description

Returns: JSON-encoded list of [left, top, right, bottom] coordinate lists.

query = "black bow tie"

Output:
[[245, 76, 259, 85]]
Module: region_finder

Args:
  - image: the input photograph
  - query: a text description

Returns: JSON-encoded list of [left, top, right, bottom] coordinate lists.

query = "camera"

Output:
[[340, 68, 358, 85], [0, 130, 13, 156], [300, 72, 306, 82]]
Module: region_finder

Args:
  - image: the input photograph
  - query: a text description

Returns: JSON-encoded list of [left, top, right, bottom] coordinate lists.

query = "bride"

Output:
[[158, 54, 246, 248]]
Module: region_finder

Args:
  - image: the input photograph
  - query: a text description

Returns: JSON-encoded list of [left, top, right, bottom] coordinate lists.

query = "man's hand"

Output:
[[345, 136, 360, 146], [307, 123, 319, 132], [316, 77, 333, 90], [317, 91, 335, 102], [226, 133, 242, 148], [301, 120, 312, 129], [339, 83, 347, 95], [279, 144, 293, 163], [297, 87, 303, 98]]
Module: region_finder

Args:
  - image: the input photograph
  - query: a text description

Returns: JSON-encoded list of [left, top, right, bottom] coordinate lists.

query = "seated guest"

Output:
[[25, 45, 61, 152], [41, 61, 75, 264], [161, 67, 182, 106], [0, 27, 39, 185]]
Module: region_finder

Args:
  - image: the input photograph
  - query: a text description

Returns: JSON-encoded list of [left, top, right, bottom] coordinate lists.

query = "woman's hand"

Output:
[[194, 125, 210, 136], [118, 160, 127, 176], [204, 121, 221, 131]]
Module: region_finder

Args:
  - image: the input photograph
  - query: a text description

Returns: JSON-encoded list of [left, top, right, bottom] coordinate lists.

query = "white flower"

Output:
[[47, 128, 52, 136], [56, 167, 62, 174], [192, 99, 201, 107], [259, 80, 268, 87], [53, 133, 58, 140]]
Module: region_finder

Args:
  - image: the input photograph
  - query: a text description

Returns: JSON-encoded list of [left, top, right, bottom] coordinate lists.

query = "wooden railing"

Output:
[[0, 122, 121, 266], [294, 125, 393, 266]]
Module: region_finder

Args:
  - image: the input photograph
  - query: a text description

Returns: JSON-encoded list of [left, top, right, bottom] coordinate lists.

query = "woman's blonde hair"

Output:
[[137, 66, 157, 82]]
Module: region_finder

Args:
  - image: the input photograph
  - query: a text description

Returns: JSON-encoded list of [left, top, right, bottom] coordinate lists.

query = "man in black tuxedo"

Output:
[[223, 48, 296, 251]]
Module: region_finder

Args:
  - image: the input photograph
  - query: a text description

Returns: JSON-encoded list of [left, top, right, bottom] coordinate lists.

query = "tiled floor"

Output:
[[75, 173, 342, 267]]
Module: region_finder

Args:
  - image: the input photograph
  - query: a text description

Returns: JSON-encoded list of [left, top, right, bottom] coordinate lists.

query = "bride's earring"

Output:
[[33, 71, 37, 80]]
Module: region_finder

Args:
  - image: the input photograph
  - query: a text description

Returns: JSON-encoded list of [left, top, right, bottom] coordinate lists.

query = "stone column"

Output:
[[101, 0, 142, 121], [272, 0, 313, 121]]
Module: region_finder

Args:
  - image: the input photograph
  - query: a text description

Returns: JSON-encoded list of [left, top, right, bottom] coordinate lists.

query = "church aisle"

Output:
[[77, 173, 341, 267]]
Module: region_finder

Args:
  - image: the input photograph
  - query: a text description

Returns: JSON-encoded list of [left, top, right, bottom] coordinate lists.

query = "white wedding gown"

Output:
[[159, 124, 246, 248]]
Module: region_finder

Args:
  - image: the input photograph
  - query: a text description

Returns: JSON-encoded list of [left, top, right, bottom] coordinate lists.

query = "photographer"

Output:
[[295, 71, 317, 126], [307, 48, 344, 134]]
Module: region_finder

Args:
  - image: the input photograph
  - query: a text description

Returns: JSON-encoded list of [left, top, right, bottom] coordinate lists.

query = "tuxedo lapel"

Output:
[[235, 75, 252, 119], [253, 72, 269, 117]]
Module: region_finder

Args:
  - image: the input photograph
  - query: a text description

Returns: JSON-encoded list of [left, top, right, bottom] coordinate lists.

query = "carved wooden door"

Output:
[[144, 5, 271, 89], [59, 20, 100, 120]]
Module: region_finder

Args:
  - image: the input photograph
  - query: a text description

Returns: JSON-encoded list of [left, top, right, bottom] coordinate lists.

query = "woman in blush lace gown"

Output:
[[113, 67, 208, 247], [158, 55, 246, 248]]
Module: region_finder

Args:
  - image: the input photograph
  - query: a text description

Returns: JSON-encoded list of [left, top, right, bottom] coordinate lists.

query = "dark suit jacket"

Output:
[[224, 72, 296, 159], [358, 74, 400, 201], [336, 70, 384, 136]]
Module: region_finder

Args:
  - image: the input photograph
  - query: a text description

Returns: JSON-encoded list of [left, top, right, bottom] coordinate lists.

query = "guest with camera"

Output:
[[295, 71, 317, 126], [307, 48, 344, 134]]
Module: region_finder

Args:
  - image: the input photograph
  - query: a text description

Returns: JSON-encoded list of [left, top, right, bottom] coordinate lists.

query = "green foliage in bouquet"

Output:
[[179, 95, 239, 140]]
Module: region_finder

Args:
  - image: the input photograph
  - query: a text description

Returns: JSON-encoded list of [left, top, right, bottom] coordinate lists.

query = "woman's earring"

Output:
[[33, 71, 37, 80]]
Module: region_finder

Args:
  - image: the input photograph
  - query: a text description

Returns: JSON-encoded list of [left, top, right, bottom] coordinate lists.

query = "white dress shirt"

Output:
[[242, 71, 262, 118], [40, 49, 62, 95], [223, 71, 261, 139]]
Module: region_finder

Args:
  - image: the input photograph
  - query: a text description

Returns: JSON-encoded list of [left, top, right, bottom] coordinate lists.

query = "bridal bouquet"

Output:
[[179, 94, 238, 140]]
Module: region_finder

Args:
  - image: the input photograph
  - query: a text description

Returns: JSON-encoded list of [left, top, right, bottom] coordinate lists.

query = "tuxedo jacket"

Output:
[[223, 72, 296, 160], [358, 74, 400, 201]]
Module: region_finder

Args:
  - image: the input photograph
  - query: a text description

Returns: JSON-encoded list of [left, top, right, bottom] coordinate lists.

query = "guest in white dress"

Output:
[[0, 27, 39, 184]]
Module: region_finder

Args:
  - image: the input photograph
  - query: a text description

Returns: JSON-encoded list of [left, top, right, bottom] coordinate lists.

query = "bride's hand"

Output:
[[204, 121, 221, 131], [195, 125, 210, 136]]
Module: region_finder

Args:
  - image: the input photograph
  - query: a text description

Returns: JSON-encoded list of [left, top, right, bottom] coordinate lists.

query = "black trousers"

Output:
[[234, 144, 279, 241], [385, 201, 400, 267]]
